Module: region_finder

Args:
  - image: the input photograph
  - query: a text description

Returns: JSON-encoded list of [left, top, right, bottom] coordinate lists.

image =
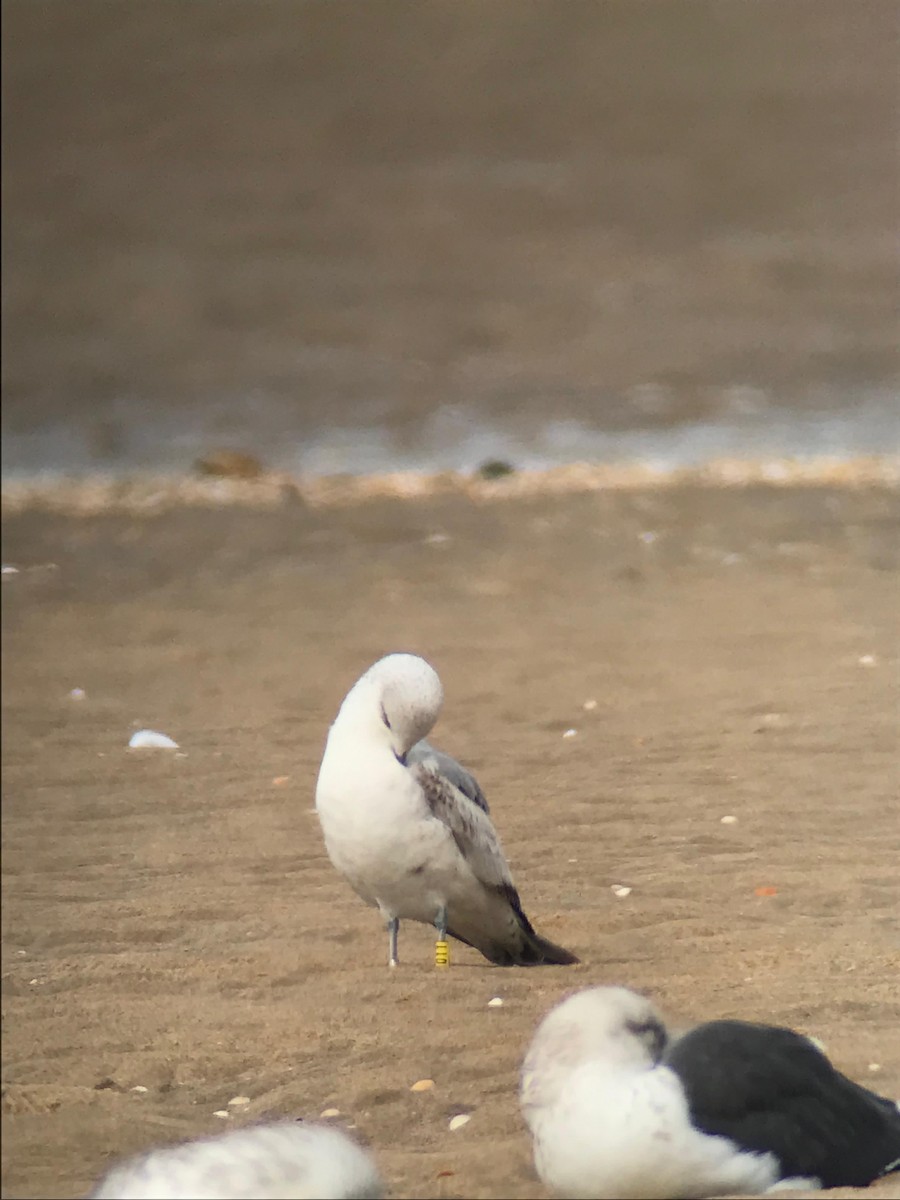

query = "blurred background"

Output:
[[2, 0, 898, 480]]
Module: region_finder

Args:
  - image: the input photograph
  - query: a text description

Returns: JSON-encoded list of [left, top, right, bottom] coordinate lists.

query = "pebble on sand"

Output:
[[477, 459, 516, 480]]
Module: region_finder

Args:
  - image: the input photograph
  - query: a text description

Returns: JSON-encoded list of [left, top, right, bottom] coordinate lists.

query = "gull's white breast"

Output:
[[315, 728, 464, 920], [529, 1064, 778, 1200]]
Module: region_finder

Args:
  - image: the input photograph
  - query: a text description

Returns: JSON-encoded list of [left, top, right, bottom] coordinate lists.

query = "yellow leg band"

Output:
[[435, 939, 450, 968]]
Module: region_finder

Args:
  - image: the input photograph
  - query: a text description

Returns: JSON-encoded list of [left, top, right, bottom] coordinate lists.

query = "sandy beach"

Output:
[[2, 477, 898, 1198]]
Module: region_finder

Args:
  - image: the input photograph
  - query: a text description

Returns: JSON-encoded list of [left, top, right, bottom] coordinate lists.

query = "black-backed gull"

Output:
[[521, 986, 900, 1199]]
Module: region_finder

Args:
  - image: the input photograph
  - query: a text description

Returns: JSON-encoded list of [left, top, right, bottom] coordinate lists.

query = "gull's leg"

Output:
[[387, 918, 400, 969], [434, 904, 450, 969]]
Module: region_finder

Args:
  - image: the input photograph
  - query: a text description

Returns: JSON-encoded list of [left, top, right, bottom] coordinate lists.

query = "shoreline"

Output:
[[3, 454, 899, 518]]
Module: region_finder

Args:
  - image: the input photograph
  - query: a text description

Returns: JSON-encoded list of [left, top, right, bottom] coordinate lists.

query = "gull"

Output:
[[89, 1120, 384, 1199], [315, 652, 578, 968], [521, 986, 900, 1199]]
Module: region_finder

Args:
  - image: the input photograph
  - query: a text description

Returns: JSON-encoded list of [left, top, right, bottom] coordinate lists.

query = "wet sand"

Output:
[[2, 480, 899, 1198]]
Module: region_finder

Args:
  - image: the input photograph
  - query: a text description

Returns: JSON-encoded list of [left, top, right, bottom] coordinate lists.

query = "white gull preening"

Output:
[[89, 1120, 384, 1200], [315, 653, 578, 967], [521, 987, 900, 1199]]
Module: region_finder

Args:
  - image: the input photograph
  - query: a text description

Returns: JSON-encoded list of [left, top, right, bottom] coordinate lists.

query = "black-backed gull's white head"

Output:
[[522, 987, 666, 1115]]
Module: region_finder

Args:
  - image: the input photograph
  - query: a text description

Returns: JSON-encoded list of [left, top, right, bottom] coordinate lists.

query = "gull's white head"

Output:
[[522, 987, 668, 1116], [336, 653, 444, 758]]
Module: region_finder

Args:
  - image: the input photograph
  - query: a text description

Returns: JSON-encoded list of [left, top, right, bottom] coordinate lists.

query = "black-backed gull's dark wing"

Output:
[[664, 1019, 900, 1189], [406, 739, 489, 812]]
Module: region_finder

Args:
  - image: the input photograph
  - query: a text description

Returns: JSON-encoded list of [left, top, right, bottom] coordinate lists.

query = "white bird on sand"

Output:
[[315, 652, 578, 968], [89, 1120, 384, 1200], [521, 986, 900, 1199]]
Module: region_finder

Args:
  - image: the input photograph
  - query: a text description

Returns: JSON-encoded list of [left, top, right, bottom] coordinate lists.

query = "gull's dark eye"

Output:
[[626, 1018, 667, 1060], [380, 704, 391, 730]]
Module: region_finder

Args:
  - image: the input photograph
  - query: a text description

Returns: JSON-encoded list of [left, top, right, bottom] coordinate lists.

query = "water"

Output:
[[2, 387, 896, 483], [3, 3, 898, 484]]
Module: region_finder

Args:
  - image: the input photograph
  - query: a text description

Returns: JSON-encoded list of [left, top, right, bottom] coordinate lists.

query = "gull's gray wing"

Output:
[[408, 763, 578, 969], [406, 739, 489, 813], [408, 759, 579, 966], [409, 759, 510, 889]]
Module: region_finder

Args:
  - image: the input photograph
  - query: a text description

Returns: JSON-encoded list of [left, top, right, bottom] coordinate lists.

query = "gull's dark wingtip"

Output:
[[522, 932, 581, 966], [447, 923, 580, 965], [478, 930, 580, 966], [505, 885, 579, 965], [446, 883, 580, 966]]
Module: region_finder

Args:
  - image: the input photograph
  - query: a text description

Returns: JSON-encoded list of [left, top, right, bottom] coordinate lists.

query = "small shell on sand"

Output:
[[410, 1079, 435, 1092], [487, 997, 504, 1008], [449, 1114, 471, 1131], [128, 730, 179, 749], [562, 728, 578, 738], [213, 1110, 230, 1119], [611, 885, 632, 898], [228, 1096, 250, 1108], [319, 1108, 340, 1118], [758, 712, 784, 727], [720, 815, 738, 825]]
